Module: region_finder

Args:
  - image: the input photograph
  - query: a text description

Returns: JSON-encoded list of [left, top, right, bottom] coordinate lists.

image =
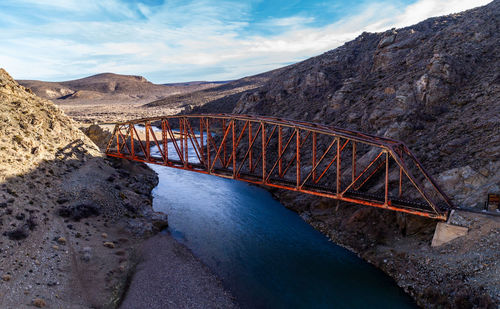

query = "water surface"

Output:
[[149, 140, 416, 308]]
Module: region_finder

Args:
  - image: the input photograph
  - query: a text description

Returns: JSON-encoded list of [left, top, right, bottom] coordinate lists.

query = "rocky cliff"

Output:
[[203, 1, 500, 209], [0, 68, 166, 307]]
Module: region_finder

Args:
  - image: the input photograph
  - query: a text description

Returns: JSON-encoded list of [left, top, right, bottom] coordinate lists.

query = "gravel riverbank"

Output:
[[120, 234, 238, 309]]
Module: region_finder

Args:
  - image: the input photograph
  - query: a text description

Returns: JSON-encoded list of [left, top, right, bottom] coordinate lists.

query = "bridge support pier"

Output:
[[431, 211, 468, 247]]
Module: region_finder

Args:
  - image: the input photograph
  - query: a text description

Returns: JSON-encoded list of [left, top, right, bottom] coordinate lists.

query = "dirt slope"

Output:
[[0, 68, 168, 307]]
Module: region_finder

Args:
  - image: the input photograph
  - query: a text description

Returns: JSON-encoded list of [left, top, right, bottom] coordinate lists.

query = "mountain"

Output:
[[0, 68, 166, 307], [19, 72, 223, 103], [18, 73, 227, 123], [188, 0, 500, 210]]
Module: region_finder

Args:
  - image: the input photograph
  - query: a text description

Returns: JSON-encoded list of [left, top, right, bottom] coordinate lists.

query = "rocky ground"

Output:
[[120, 234, 237, 309]]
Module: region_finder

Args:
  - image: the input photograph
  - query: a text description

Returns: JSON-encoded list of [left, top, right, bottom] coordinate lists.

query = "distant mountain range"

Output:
[[144, 69, 283, 112], [18, 73, 228, 105]]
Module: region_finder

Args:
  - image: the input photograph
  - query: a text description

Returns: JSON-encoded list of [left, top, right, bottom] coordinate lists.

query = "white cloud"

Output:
[[391, 0, 492, 28], [264, 16, 316, 27], [0, 0, 493, 83]]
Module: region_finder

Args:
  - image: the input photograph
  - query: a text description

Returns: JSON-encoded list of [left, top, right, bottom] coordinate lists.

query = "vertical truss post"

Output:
[[206, 118, 210, 173], [296, 128, 300, 188], [312, 132, 317, 182], [232, 119, 236, 178], [385, 151, 389, 206], [200, 117, 204, 161], [222, 119, 227, 166], [184, 118, 188, 167], [179, 118, 184, 164], [262, 122, 266, 182], [162, 120, 168, 164], [278, 126, 283, 176], [130, 124, 134, 158], [145, 122, 150, 160], [336, 137, 341, 197], [248, 122, 253, 171], [116, 126, 120, 154]]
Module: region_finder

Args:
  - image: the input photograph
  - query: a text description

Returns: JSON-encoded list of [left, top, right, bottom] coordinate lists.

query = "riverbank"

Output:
[[274, 190, 499, 308], [120, 233, 237, 308], [0, 69, 232, 309], [82, 124, 238, 308]]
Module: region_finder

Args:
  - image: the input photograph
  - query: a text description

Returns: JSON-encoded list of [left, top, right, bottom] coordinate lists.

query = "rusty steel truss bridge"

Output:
[[105, 114, 454, 220]]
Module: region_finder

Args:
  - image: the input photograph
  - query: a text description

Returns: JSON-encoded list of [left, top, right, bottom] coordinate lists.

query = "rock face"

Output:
[[81, 124, 113, 151], [0, 68, 166, 307], [0, 68, 101, 177], [224, 1, 500, 209]]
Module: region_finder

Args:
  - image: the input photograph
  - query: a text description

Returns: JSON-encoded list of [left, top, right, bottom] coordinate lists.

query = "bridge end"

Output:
[[431, 210, 468, 247]]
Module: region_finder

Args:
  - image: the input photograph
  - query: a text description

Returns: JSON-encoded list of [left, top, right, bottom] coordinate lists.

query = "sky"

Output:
[[0, 0, 492, 83]]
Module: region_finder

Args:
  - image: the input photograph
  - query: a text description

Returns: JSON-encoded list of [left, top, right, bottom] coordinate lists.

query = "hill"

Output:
[[143, 69, 283, 112], [19, 73, 222, 102], [18, 73, 225, 123], [0, 68, 167, 307]]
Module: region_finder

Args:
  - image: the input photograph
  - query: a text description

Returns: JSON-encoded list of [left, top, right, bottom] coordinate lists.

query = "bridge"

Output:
[[105, 114, 454, 220]]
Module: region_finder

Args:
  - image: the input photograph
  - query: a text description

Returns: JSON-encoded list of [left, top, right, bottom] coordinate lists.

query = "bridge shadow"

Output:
[[275, 188, 437, 250]]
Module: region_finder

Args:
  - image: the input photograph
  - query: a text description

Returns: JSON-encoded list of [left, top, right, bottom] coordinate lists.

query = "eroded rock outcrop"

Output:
[[231, 1, 500, 209], [0, 68, 166, 307]]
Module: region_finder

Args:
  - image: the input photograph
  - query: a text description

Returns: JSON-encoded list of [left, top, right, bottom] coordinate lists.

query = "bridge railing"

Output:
[[105, 114, 453, 220]]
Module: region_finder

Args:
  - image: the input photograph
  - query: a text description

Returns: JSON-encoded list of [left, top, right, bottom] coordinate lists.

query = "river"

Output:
[[148, 137, 417, 308]]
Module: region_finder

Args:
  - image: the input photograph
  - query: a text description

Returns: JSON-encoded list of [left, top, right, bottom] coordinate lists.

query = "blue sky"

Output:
[[0, 0, 491, 83]]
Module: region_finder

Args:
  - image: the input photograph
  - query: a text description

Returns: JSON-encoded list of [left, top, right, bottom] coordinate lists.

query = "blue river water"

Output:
[[148, 139, 417, 308]]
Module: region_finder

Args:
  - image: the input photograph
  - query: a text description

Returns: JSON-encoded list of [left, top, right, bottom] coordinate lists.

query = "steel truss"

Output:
[[105, 114, 453, 220]]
